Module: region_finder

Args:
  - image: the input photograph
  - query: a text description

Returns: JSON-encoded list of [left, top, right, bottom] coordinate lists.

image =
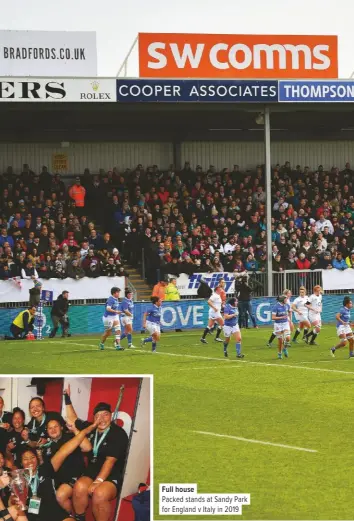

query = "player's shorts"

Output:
[[83, 466, 121, 493], [223, 324, 240, 338], [102, 316, 120, 330], [337, 324, 353, 337], [294, 312, 309, 323], [309, 313, 321, 327], [146, 321, 160, 335], [121, 316, 133, 326], [209, 310, 222, 321], [273, 321, 290, 336]]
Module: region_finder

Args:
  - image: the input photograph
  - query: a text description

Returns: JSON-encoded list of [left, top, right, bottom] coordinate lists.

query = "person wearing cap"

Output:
[[64, 393, 128, 521], [29, 279, 42, 307], [69, 177, 86, 217], [99, 287, 124, 351]]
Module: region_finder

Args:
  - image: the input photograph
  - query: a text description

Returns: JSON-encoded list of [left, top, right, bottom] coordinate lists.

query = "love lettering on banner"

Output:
[[138, 33, 338, 79]]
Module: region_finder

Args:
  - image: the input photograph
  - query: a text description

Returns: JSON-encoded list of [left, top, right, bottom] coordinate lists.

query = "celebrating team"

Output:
[[0, 390, 128, 521]]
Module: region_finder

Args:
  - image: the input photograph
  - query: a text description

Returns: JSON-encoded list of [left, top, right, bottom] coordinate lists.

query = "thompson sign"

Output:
[[138, 33, 338, 79], [0, 30, 97, 77], [0, 78, 116, 102]]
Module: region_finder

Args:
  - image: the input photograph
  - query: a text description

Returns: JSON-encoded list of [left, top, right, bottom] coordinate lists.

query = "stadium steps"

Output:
[[124, 264, 152, 301]]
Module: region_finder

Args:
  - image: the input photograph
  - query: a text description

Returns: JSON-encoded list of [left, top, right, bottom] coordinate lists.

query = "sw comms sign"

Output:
[[138, 33, 338, 79], [0, 78, 116, 102]]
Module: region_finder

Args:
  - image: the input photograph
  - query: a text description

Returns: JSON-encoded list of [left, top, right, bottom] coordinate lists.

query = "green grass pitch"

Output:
[[2, 326, 354, 520]]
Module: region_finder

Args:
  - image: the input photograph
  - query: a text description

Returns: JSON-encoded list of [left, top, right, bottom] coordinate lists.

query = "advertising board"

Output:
[[138, 33, 338, 79], [0, 30, 97, 77], [116, 79, 278, 102], [0, 78, 117, 102]]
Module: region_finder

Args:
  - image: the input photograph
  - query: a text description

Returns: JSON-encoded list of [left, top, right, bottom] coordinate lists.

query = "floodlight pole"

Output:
[[264, 105, 273, 297]]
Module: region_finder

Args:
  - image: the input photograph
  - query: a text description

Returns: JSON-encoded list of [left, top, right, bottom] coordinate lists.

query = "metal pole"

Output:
[[264, 106, 273, 297], [116, 36, 138, 77]]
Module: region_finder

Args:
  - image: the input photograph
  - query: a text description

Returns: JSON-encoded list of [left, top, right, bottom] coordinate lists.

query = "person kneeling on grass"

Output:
[[331, 296, 354, 358], [6, 307, 36, 340], [223, 297, 244, 359], [141, 296, 162, 353], [272, 295, 291, 360], [64, 394, 128, 521]]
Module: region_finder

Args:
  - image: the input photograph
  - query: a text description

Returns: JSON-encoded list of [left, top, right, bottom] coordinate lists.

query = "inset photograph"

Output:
[[0, 375, 151, 521]]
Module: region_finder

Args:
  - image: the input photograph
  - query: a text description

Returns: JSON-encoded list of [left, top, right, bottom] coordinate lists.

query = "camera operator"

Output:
[[234, 273, 258, 329]]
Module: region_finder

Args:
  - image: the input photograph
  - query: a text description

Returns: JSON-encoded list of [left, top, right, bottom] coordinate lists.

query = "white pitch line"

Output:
[[176, 365, 242, 371], [193, 431, 318, 453], [52, 343, 354, 375]]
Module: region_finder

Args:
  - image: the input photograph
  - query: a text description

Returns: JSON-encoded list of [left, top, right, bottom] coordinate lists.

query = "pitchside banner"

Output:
[[0, 277, 125, 302], [172, 272, 236, 296], [116, 79, 278, 102], [0, 78, 117, 102], [279, 80, 354, 102], [0, 296, 344, 337], [322, 269, 354, 290], [0, 31, 97, 77], [138, 33, 338, 79]]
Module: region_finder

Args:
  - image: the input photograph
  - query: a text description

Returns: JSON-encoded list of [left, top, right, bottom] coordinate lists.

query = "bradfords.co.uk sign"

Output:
[[138, 33, 338, 79]]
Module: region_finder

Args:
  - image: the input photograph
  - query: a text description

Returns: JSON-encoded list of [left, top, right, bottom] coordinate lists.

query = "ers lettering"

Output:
[[139, 33, 338, 79]]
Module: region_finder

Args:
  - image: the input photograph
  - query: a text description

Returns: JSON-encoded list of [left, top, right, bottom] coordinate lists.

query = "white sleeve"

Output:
[[21, 269, 30, 279]]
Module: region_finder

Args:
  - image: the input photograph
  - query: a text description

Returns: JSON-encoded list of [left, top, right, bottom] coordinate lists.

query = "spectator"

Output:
[[332, 251, 348, 270], [69, 177, 86, 215], [295, 252, 311, 270], [21, 259, 38, 280], [67, 259, 85, 279], [345, 251, 354, 269]]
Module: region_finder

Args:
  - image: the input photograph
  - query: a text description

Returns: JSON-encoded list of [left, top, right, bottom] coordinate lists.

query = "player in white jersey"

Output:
[[200, 286, 224, 344], [291, 286, 311, 343], [304, 285, 323, 345]]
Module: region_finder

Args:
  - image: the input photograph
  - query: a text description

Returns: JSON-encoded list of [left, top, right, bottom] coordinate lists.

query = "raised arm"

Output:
[[51, 422, 97, 472], [63, 385, 78, 423], [66, 421, 92, 453]]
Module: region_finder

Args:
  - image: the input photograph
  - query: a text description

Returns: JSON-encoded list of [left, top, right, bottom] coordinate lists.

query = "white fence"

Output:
[[0, 276, 125, 304]]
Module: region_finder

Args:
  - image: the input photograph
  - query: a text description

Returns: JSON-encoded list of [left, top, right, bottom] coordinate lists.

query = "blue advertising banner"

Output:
[[116, 79, 278, 103], [0, 296, 346, 338], [279, 80, 354, 102]]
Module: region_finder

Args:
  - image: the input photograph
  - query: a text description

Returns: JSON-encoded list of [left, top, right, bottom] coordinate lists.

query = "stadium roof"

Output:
[[2, 102, 354, 142]]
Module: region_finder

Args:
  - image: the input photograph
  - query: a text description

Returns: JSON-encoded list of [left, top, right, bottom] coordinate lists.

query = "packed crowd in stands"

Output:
[[0, 160, 353, 283]]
